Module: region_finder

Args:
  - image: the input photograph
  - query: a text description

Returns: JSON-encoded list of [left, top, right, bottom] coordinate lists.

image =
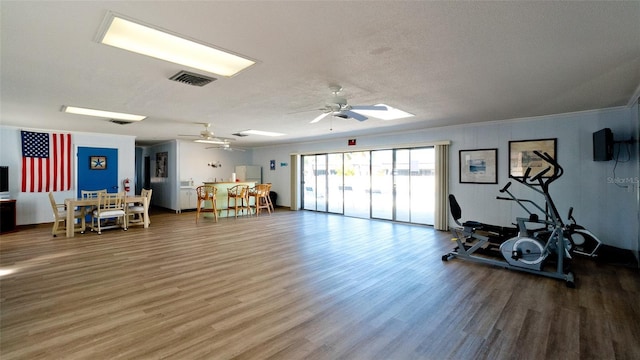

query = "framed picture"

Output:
[[459, 149, 497, 184], [89, 156, 107, 170], [509, 138, 557, 178], [156, 152, 168, 178]]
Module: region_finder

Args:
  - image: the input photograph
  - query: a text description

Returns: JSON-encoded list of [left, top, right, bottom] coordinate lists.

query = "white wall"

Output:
[[139, 140, 252, 211], [177, 140, 251, 185], [3, 106, 637, 253], [251, 106, 639, 251], [0, 125, 136, 225]]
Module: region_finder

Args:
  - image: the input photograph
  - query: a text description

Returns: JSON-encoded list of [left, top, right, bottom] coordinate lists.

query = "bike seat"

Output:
[[462, 220, 484, 228]]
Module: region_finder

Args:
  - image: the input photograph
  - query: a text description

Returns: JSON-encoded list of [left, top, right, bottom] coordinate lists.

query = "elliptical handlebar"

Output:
[[531, 166, 551, 183], [498, 149, 565, 227], [510, 151, 563, 188], [499, 182, 512, 193], [532, 150, 563, 184]]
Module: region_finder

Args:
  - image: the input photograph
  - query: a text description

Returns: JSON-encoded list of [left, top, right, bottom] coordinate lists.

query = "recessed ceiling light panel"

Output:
[[62, 105, 146, 121], [239, 130, 285, 137], [96, 12, 256, 77]]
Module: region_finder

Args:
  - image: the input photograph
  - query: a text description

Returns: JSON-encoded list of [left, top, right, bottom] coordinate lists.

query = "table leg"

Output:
[[65, 200, 74, 238], [143, 198, 149, 228]]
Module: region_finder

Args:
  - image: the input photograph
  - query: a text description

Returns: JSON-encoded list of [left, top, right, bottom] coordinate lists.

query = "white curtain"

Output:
[[434, 144, 450, 230], [290, 154, 299, 210]]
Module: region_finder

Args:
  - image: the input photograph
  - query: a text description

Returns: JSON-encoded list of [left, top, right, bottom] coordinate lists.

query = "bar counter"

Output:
[[203, 181, 255, 217]]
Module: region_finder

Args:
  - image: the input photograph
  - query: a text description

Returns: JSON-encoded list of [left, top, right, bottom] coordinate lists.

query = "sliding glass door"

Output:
[[327, 153, 344, 213], [303, 155, 324, 211], [343, 151, 371, 218], [302, 147, 435, 225], [409, 147, 435, 224], [302, 155, 314, 210], [371, 150, 393, 219]]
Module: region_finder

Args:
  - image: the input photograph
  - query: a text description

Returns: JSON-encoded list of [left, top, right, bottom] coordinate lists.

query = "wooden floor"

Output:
[[1, 209, 639, 360]]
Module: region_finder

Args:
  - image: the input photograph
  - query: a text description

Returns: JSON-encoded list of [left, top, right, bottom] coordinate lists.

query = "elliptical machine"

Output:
[[443, 151, 589, 288]]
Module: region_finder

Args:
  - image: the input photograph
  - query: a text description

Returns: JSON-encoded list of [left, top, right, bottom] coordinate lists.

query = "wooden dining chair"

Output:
[[127, 188, 152, 227], [81, 189, 107, 214], [196, 185, 218, 223], [226, 184, 251, 218], [90, 191, 127, 234], [48, 192, 85, 237]]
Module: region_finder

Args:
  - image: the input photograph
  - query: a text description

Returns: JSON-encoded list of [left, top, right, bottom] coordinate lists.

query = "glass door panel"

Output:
[[316, 155, 328, 212], [303, 147, 435, 225], [327, 153, 344, 214], [371, 150, 393, 220], [302, 155, 317, 210], [410, 148, 435, 224], [302, 155, 315, 210], [394, 149, 411, 222], [343, 151, 371, 218]]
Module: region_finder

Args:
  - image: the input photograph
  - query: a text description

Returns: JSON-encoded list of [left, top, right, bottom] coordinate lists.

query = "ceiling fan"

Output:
[[179, 123, 233, 144], [310, 85, 388, 123]]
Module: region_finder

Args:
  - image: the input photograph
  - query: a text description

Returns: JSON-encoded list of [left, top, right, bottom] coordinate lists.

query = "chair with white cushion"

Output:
[[127, 188, 152, 227], [81, 189, 107, 213], [90, 191, 127, 235]]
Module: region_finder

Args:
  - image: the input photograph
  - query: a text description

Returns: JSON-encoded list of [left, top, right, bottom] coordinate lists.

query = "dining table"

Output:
[[64, 194, 149, 238]]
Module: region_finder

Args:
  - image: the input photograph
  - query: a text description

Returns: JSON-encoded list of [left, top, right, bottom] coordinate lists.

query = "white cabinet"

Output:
[[180, 188, 196, 210]]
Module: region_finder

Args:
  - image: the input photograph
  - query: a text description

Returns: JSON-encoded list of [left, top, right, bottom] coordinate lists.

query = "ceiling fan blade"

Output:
[[206, 146, 245, 152], [195, 139, 226, 144], [216, 137, 235, 142], [350, 105, 388, 111], [343, 110, 368, 122], [310, 112, 329, 123]]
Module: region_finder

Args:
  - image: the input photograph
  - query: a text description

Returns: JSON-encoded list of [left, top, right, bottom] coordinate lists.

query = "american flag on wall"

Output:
[[21, 131, 72, 192]]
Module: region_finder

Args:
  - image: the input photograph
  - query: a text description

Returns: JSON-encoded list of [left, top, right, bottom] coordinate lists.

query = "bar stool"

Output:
[[264, 183, 275, 212], [249, 184, 271, 216], [196, 185, 218, 223], [226, 185, 250, 218]]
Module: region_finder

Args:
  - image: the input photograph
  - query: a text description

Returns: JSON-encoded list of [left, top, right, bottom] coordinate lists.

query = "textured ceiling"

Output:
[[1, 1, 639, 147]]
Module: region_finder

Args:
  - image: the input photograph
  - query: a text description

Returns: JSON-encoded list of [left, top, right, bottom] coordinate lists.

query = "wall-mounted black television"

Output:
[[0, 166, 8, 192], [593, 128, 613, 161]]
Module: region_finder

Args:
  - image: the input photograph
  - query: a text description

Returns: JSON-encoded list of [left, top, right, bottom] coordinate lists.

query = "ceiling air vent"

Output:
[[232, 133, 249, 137], [169, 71, 216, 87], [110, 119, 134, 125]]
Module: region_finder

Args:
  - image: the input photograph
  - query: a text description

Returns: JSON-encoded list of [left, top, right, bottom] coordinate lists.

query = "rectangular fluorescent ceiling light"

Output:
[[354, 104, 414, 121], [239, 130, 285, 137], [62, 106, 146, 121], [194, 139, 226, 145], [97, 13, 256, 77]]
